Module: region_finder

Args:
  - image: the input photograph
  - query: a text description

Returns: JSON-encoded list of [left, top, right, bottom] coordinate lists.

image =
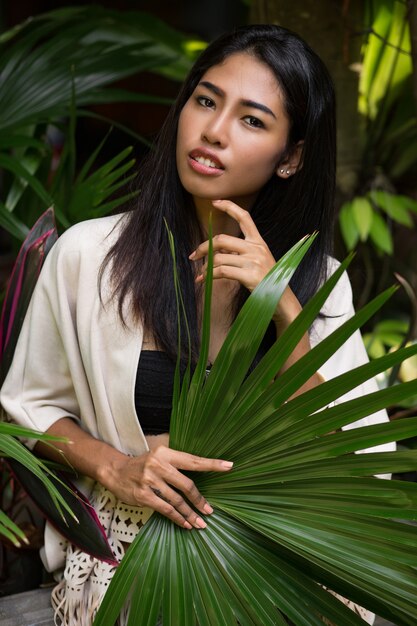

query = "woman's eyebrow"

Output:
[[198, 80, 277, 119]]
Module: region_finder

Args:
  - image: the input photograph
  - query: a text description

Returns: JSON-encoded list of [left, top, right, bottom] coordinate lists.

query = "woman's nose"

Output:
[[201, 115, 228, 147]]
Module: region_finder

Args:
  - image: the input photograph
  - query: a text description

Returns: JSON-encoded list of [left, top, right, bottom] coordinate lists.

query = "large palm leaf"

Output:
[[0, 6, 200, 133], [94, 234, 417, 626]]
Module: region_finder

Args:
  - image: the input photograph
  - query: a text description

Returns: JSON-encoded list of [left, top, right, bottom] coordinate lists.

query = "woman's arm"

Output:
[[35, 417, 233, 530]]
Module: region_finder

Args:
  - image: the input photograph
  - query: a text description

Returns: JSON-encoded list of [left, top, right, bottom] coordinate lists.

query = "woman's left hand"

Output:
[[189, 199, 276, 293]]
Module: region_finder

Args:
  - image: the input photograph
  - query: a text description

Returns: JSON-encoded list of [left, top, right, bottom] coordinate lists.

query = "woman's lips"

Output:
[[188, 149, 225, 176]]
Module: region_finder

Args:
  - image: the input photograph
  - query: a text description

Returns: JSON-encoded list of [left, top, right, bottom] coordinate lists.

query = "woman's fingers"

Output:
[[190, 233, 247, 259], [161, 447, 233, 473], [211, 199, 261, 240], [189, 199, 276, 292], [189, 199, 264, 260], [148, 484, 207, 530], [138, 446, 233, 528]]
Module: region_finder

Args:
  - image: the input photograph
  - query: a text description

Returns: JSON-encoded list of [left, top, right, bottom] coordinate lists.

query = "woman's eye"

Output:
[[244, 116, 265, 129], [197, 96, 215, 108]]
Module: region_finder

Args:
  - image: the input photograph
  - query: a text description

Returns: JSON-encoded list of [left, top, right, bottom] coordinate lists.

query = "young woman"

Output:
[[1, 24, 392, 625]]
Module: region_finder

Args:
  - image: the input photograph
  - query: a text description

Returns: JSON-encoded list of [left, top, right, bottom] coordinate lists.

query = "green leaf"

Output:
[[0, 7, 199, 133], [369, 212, 393, 254], [339, 202, 360, 250], [368, 190, 413, 227], [5, 149, 46, 213], [393, 195, 417, 214], [351, 196, 374, 240], [0, 201, 29, 239], [0, 154, 52, 209], [0, 509, 28, 547]]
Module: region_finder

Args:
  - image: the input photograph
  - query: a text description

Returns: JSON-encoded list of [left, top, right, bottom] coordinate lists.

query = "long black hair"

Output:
[[102, 24, 336, 362]]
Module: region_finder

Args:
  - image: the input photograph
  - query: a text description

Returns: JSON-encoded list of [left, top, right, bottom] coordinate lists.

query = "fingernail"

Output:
[[203, 503, 214, 514], [212, 199, 222, 204], [189, 251, 196, 259], [184, 521, 192, 530], [195, 517, 207, 529], [221, 461, 234, 469]]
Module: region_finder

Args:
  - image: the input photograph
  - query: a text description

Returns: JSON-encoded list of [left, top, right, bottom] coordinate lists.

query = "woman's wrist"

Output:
[[95, 448, 131, 491]]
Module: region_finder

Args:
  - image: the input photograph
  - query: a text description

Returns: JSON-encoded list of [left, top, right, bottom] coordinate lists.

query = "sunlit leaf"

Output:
[[339, 202, 360, 250], [351, 196, 373, 240]]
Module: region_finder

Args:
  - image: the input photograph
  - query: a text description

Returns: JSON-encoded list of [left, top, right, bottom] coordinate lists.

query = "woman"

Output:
[[0, 25, 391, 625]]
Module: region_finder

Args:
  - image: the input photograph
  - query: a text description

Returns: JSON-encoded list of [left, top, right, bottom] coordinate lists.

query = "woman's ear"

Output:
[[276, 141, 304, 179]]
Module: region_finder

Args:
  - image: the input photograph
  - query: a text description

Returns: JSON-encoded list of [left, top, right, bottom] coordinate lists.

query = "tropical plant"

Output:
[[336, 0, 417, 384], [91, 231, 417, 626], [0, 422, 75, 548], [359, 0, 416, 182], [0, 209, 79, 549], [0, 6, 205, 241], [339, 191, 417, 256], [338, 0, 416, 257], [0, 209, 118, 566]]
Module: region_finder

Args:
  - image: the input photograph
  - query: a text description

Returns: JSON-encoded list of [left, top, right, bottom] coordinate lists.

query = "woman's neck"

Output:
[[193, 194, 256, 237]]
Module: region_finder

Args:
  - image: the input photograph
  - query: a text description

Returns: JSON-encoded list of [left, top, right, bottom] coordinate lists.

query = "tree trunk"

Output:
[[249, 0, 364, 198]]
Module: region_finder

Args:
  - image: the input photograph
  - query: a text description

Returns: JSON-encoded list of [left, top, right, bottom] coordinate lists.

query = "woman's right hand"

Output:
[[100, 445, 233, 530]]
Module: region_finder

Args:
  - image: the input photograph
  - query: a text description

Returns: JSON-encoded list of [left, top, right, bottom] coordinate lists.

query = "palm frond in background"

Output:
[[0, 7, 206, 240]]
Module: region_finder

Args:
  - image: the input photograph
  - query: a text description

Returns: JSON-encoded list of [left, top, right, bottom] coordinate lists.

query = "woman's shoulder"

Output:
[[54, 214, 127, 257], [38, 214, 129, 290]]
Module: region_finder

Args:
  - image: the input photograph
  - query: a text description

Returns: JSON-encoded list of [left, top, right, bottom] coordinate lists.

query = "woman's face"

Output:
[[176, 52, 292, 209]]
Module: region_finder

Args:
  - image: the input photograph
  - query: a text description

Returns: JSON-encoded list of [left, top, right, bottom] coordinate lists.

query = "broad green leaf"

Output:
[[339, 202, 360, 250], [351, 196, 373, 240], [368, 190, 413, 227], [369, 212, 393, 254], [392, 195, 417, 214]]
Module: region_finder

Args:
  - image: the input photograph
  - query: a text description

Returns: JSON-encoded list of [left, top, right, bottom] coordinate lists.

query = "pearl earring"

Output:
[[279, 168, 285, 174], [286, 169, 291, 175]]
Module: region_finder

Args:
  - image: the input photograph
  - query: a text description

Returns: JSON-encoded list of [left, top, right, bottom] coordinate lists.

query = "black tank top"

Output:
[[135, 323, 276, 435]]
